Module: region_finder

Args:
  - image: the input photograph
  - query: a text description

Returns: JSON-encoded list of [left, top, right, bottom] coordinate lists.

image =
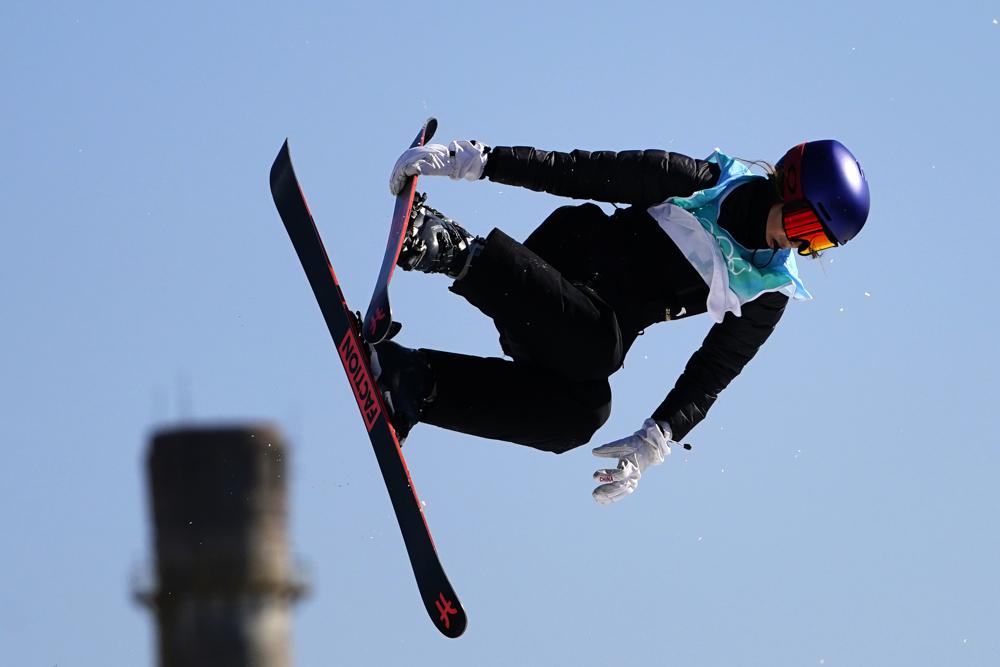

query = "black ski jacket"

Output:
[[483, 145, 789, 440]]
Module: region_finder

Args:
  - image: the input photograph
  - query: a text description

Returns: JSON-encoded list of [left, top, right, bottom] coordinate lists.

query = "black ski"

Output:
[[269, 140, 467, 638], [363, 117, 437, 343]]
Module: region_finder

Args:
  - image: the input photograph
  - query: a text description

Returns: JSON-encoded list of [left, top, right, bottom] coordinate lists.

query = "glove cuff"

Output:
[[448, 140, 489, 181]]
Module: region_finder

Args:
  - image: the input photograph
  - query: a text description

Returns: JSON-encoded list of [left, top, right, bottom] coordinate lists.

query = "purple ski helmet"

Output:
[[776, 140, 870, 255]]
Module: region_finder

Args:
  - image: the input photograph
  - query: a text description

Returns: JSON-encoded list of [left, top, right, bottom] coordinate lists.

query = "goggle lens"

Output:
[[783, 206, 837, 255]]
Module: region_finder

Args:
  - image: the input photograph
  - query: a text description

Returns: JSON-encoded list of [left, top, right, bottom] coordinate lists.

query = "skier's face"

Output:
[[765, 203, 794, 250]]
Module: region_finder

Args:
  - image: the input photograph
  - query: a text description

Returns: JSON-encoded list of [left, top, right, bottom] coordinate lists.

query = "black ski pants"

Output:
[[420, 204, 627, 453]]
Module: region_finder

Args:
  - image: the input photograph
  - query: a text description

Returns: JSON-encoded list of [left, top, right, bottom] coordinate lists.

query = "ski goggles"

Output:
[[783, 202, 838, 256]]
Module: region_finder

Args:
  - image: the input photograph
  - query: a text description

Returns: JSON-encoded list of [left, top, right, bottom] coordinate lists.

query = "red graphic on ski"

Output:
[[338, 330, 381, 432], [368, 307, 387, 338], [435, 593, 458, 630]]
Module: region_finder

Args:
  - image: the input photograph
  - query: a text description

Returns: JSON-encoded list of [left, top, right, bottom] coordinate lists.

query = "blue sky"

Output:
[[2, 1, 999, 664]]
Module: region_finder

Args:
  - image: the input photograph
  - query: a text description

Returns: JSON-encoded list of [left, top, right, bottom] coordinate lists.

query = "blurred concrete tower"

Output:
[[139, 424, 307, 667]]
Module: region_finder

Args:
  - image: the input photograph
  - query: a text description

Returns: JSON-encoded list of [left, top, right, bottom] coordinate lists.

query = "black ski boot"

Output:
[[371, 340, 436, 444], [398, 193, 479, 277]]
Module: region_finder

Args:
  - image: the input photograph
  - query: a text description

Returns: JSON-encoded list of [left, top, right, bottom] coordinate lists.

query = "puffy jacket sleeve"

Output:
[[483, 146, 720, 207], [651, 291, 789, 441]]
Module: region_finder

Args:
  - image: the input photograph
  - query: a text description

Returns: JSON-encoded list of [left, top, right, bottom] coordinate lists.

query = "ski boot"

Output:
[[371, 340, 436, 444], [398, 193, 480, 277]]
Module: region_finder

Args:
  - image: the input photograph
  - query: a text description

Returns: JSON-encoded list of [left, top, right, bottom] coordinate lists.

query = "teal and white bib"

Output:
[[646, 150, 812, 323]]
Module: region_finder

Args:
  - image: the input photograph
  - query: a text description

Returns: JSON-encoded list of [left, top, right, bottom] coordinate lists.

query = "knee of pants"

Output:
[[554, 323, 625, 381], [523, 203, 609, 277], [590, 332, 626, 379], [498, 297, 624, 382], [498, 331, 622, 382], [539, 389, 612, 455]]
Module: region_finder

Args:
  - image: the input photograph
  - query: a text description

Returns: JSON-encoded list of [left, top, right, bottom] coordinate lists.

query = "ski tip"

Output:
[[270, 139, 294, 192], [425, 117, 438, 142], [444, 620, 467, 639], [437, 605, 467, 639], [423, 586, 466, 638]]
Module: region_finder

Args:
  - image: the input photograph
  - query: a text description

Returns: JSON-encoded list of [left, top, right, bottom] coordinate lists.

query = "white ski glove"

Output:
[[592, 419, 673, 505], [389, 140, 489, 195]]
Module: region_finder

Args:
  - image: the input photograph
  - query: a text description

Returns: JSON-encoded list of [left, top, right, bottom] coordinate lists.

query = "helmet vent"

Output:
[[816, 201, 833, 221]]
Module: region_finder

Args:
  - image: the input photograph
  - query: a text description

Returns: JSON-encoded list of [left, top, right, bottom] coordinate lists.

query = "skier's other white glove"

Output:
[[389, 140, 489, 195], [592, 418, 673, 505]]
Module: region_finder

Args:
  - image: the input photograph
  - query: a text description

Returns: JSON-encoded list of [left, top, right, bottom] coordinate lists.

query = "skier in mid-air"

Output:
[[373, 135, 870, 504]]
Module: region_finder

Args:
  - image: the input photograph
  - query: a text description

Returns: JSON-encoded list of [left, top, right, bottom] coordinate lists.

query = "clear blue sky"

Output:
[[3, 1, 999, 665]]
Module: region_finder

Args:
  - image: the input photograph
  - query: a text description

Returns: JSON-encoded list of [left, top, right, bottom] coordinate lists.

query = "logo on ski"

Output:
[[369, 307, 386, 337], [338, 331, 381, 431], [435, 592, 458, 630]]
